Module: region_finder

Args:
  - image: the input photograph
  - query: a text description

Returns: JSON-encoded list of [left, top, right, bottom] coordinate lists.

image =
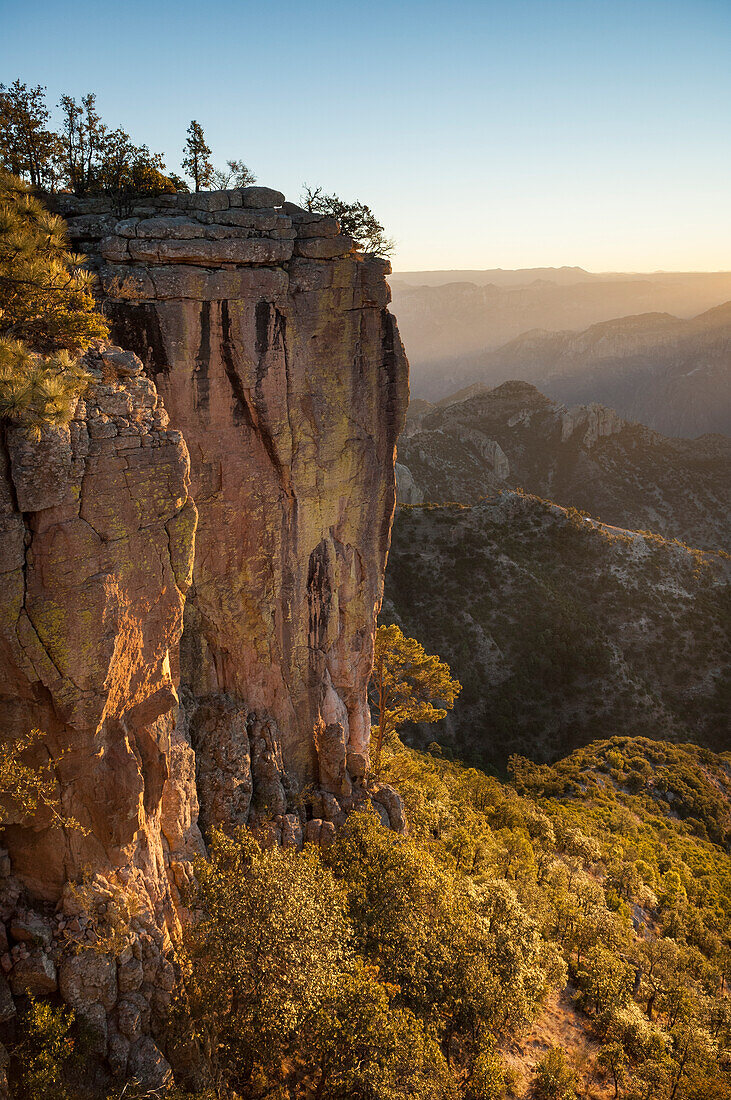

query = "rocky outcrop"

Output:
[[560, 402, 624, 446], [0, 186, 408, 1086], [0, 343, 200, 910], [60, 185, 409, 813], [398, 381, 731, 550], [395, 463, 423, 504]]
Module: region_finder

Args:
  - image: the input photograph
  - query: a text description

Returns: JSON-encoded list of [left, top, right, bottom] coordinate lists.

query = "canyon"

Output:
[[0, 186, 408, 1088], [398, 380, 731, 550]]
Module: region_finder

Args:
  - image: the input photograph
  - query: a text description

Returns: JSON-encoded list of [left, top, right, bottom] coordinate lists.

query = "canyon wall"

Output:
[[0, 186, 408, 1088], [72, 185, 409, 810]]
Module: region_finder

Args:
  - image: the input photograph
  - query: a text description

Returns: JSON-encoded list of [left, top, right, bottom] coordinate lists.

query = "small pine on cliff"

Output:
[[0, 170, 107, 435]]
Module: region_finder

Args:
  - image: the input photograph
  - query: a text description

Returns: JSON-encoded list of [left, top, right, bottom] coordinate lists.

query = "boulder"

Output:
[[294, 234, 352, 259], [0, 974, 15, 1023], [128, 1037, 173, 1093], [78, 1002, 108, 1057], [371, 784, 407, 833], [59, 952, 118, 1011], [10, 948, 57, 995], [238, 185, 285, 208]]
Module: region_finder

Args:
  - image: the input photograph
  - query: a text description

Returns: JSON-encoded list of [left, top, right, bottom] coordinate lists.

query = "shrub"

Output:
[[531, 1047, 578, 1099]]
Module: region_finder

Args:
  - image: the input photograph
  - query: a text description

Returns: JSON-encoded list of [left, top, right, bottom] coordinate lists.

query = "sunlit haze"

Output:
[[2, 0, 730, 271]]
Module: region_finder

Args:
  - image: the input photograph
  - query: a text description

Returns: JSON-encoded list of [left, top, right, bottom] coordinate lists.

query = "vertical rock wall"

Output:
[[0, 345, 199, 907], [0, 187, 407, 1087], [67, 186, 409, 804]]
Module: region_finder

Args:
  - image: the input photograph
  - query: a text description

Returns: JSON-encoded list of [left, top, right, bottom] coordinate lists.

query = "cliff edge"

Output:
[[0, 185, 408, 1088]]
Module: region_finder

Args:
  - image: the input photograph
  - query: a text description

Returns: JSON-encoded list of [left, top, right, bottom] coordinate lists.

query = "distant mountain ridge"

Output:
[[398, 380, 730, 551], [391, 271, 731, 435], [391, 266, 602, 288], [453, 301, 731, 437]]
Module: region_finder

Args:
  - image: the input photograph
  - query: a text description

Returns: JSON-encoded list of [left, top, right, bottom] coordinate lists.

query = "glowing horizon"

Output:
[[2, 0, 729, 272]]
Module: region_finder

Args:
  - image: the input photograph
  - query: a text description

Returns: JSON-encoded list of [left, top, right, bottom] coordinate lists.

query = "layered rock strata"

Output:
[[0, 186, 408, 1086], [61, 185, 409, 815]]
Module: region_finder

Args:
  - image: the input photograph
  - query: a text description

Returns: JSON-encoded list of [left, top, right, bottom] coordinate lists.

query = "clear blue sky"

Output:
[[2, 0, 730, 270]]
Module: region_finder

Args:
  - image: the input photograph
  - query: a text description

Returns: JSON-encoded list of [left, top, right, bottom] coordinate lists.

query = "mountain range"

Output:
[[390, 270, 731, 436], [398, 380, 731, 550]]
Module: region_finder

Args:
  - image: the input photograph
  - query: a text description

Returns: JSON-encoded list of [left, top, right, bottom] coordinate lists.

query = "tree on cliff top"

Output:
[[302, 185, 395, 256], [0, 171, 106, 435], [212, 158, 257, 190], [59, 92, 180, 204], [182, 120, 214, 192], [368, 624, 461, 770], [0, 81, 60, 190]]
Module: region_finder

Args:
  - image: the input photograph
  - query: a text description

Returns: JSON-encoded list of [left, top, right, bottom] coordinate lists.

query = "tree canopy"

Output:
[[302, 186, 395, 256], [0, 81, 255, 199], [368, 623, 461, 768]]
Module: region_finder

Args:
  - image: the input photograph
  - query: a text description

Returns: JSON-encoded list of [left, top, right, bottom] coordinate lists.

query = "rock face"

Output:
[[0, 343, 199, 908], [61, 186, 409, 804], [0, 344, 202, 1085], [395, 463, 423, 505], [0, 186, 408, 1087]]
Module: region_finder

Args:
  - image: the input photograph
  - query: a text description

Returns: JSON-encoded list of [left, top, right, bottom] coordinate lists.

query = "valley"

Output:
[[398, 380, 731, 550]]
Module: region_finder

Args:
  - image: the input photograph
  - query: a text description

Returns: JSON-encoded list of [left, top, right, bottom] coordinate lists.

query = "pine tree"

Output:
[[368, 624, 461, 770], [182, 120, 214, 192], [0, 171, 107, 436], [58, 92, 106, 195], [302, 186, 395, 256], [0, 81, 60, 189]]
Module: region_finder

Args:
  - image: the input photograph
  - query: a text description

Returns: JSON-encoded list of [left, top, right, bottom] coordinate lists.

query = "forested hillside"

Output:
[[382, 493, 730, 771], [399, 381, 730, 551], [9, 733, 731, 1100]]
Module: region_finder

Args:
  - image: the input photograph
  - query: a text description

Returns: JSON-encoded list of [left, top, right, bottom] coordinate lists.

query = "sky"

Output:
[[2, 0, 730, 271]]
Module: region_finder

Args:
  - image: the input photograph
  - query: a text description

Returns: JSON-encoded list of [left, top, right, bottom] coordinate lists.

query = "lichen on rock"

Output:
[[0, 184, 410, 1085]]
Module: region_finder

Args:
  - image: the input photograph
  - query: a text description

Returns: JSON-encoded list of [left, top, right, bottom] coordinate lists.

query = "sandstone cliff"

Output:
[[0, 185, 408, 1089], [62, 186, 409, 812]]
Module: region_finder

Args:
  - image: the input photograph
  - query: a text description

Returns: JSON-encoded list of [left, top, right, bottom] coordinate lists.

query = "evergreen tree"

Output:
[[0, 81, 60, 189], [302, 185, 395, 256], [58, 92, 106, 195], [182, 120, 213, 191], [0, 171, 107, 436], [368, 624, 461, 769]]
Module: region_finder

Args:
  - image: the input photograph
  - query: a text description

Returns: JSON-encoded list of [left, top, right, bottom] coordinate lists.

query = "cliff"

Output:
[[67, 186, 409, 808], [0, 185, 408, 1089]]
